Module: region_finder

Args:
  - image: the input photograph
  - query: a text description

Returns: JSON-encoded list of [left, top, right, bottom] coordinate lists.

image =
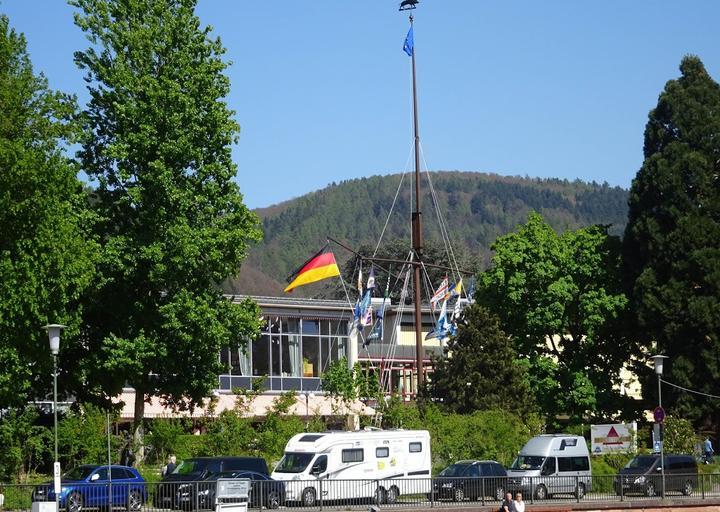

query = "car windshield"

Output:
[[173, 460, 208, 475], [63, 467, 97, 480], [275, 453, 314, 473], [439, 464, 471, 477], [510, 456, 545, 470], [625, 456, 657, 469]]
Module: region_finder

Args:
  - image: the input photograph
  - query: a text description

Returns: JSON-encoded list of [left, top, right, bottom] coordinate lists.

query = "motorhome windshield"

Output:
[[275, 453, 315, 473], [439, 464, 471, 477], [510, 456, 545, 470], [625, 456, 657, 469]]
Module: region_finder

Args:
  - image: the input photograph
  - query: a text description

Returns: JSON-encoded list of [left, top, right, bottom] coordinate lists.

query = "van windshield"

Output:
[[173, 460, 208, 475], [439, 464, 471, 477], [625, 456, 657, 469], [275, 453, 314, 473], [510, 456, 545, 470]]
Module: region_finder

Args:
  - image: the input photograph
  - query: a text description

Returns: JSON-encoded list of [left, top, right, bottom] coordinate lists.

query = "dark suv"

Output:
[[433, 460, 507, 501], [154, 457, 269, 509], [614, 454, 697, 497]]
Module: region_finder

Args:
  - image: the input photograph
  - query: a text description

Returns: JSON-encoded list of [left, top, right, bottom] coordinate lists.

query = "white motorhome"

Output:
[[271, 429, 431, 506], [507, 434, 592, 500]]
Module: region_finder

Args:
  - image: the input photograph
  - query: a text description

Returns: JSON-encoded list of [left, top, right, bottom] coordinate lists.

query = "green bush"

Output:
[[146, 418, 187, 464], [0, 407, 51, 481], [57, 405, 120, 468], [664, 417, 695, 454]]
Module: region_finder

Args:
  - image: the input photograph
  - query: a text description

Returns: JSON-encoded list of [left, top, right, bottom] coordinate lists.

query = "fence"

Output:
[[3, 473, 720, 512]]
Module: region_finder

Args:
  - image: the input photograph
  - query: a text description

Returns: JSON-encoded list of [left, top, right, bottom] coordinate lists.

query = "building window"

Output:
[[252, 334, 269, 376], [302, 336, 320, 377], [271, 336, 281, 376], [281, 335, 301, 377]]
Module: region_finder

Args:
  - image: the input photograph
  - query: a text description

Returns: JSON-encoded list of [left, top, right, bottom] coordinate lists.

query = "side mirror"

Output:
[[91, 473, 100, 482], [656, 466, 662, 472]]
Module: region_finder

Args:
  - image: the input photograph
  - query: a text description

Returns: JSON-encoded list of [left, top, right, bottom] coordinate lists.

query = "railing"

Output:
[[2, 473, 720, 511]]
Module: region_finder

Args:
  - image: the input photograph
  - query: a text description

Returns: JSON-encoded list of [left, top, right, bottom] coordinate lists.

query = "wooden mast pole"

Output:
[[407, 11, 425, 389]]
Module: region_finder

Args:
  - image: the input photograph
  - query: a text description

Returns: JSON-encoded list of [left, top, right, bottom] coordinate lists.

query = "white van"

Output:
[[271, 429, 431, 506], [507, 434, 591, 500]]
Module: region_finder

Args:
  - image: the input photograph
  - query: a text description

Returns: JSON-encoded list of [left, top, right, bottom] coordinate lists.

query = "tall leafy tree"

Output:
[[0, 14, 96, 407], [477, 212, 632, 423], [428, 305, 535, 415], [70, 0, 262, 447], [623, 55, 720, 428]]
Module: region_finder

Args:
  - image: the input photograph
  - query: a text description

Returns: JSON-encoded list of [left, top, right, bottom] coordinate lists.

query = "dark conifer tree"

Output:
[[623, 55, 720, 428]]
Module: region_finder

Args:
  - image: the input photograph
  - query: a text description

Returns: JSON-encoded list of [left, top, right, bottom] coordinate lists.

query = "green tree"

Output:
[[477, 212, 632, 423], [663, 416, 697, 455], [0, 14, 96, 407], [0, 407, 52, 481], [623, 56, 720, 429], [70, 0, 262, 453], [428, 305, 534, 415]]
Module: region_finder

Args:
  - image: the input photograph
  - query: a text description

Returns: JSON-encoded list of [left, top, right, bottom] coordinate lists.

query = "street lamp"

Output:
[[652, 354, 668, 498], [44, 324, 65, 512]]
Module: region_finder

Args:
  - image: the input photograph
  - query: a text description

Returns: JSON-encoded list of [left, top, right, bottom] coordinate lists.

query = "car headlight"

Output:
[[442, 483, 454, 488], [521, 477, 531, 485], [634, 476, 646, 484]]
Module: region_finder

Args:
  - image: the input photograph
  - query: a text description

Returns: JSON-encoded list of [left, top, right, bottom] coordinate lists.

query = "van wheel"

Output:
[[301, 488, 316, 507], [534, 484, 547, 500], [645, 482, 656, 497], [386, 486, 399, 504], [453, 487, 465, 501], [683, 480, 693, 496], [575, 483, 586, 499]]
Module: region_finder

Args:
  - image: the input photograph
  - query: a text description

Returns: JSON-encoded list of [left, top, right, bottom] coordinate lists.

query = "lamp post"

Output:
[[44, 324, 65, 512], [652, 354, 668, 498]]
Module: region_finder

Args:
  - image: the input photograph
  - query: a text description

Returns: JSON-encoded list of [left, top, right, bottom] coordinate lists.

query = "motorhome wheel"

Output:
[[301, 488, 316, 507]]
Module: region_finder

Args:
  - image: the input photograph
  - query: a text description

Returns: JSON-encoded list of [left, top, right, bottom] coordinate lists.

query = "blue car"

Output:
[[32, 465, 147, 512]]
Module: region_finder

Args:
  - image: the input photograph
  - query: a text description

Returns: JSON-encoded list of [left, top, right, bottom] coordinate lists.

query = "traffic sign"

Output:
[[654, 406, 666, 423]]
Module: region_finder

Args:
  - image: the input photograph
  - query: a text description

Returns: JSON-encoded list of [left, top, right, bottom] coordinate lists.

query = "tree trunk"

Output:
[[133, 390, 145, 465]]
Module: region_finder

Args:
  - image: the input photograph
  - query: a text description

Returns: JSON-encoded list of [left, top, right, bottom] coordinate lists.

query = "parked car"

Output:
[[175, 471, 285, 510], [154, 457, 270, 509], [432, 460, 507, 501], [614, 454, 697, 497], [32, 465, 146, 512]]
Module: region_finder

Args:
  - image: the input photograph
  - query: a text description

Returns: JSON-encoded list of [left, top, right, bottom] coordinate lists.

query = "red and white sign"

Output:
[[591, 422, 636, 454]]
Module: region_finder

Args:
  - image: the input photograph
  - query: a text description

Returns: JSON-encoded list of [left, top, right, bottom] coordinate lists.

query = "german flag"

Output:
[[284, 245, 341, 293]]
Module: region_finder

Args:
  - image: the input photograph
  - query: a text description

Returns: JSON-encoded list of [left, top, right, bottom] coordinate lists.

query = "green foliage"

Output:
[[69, 0, 262, 433], [232, 173, 629, 297], [429, 305, 535, 415], [0, 14, 96, 408], [664, 416, 696, 454], [623, 56, 720, 429], [380, 402, 542, 473], [477, 212, 634, 423], [57, 405, 119, 469], [0, 408, 52, 482], [322, 357, 357, 405], [145, 418, 187, 464]]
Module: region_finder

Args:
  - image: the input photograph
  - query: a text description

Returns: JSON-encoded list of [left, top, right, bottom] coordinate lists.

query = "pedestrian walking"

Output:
[[704, 437, 714, 464]]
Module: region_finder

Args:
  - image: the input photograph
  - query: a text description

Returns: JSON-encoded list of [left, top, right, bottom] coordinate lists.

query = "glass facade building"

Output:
[[218, 297, 352, 392]]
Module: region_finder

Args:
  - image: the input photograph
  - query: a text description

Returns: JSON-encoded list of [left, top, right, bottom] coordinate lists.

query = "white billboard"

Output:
[[591, 422, 636, 454]]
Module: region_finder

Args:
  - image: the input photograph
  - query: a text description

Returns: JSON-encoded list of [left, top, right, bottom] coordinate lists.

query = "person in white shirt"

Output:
[[514, 492, 525, 512]]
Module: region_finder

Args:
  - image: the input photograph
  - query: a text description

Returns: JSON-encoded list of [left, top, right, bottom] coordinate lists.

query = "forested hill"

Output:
[[228, 171, 629, 297]]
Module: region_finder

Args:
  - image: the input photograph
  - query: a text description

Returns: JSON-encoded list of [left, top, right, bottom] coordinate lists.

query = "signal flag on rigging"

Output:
[[284, 246, 341, 293]]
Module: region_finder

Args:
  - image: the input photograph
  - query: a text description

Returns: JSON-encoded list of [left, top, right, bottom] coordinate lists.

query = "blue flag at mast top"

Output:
[[403, 26, 414, 56]]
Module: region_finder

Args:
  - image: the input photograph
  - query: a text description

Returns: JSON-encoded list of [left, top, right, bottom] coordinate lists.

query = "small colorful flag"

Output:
[[425, 299, 450, 340], [449, 279, 463, 298], [284, 246, 341, 293], [357, 265, 363, 295], [430, 276, 449, 310], [403, 26, 414, 56], [366, 266, 376, 291]]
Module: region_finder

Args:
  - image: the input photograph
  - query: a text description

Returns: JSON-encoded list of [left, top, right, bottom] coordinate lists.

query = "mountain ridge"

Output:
[[228, 170, 629, 297]]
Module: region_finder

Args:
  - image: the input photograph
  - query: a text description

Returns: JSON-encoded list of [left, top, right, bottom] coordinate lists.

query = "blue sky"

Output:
[[3, 1, 719, 209]]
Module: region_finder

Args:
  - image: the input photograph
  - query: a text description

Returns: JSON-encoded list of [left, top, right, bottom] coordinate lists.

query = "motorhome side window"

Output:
[[342, 448, 364, 463], [409, 442, 422, 453], [376, 447, 389, 458]]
